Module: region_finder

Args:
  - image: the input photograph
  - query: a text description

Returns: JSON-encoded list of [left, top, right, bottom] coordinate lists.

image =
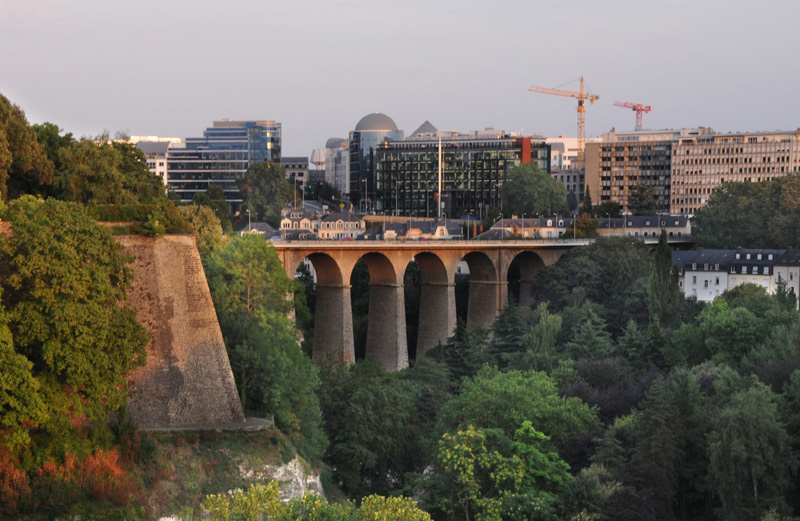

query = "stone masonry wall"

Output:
[[118, 235, 245, 429]]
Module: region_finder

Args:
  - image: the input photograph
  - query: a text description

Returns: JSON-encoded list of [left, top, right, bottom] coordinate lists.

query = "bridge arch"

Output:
[[355, 251, 410, 371], [461, 251, 503, 331], [295, 253, 354, 365], [505, 250, 546, 307], [412, 252, 457, 356]]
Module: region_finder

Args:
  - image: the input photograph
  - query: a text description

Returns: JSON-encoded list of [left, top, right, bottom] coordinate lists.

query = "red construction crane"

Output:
[[613, 101, 652, 131], [529, 76, 599, 168]]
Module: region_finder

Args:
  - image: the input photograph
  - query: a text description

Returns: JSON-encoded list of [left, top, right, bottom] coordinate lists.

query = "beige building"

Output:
[[586, 128, 800, 215]]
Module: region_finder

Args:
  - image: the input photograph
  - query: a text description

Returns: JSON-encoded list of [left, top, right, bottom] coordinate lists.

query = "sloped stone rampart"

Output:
[[117, 235, 245, 429]]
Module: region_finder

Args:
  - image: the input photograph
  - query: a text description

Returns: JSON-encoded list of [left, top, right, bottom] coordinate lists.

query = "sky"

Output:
[[1, 0, 799, 157]]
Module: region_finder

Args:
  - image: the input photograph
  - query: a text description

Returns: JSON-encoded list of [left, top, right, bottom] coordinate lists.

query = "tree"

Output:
[[32, 122, 74, 173], [0, 289, 46, 450], [237, 161, 294, 226], [581, 188, 593, 216], [594, 201, 622, 219], [305, 179, 342, 202], [693, 174, 800, 249], [708, 383, 791, 521], [204, 235, 325, 461], [627, 184, 657, 216], [501, 163, 567, 217], [572, 213, 598, 238], [0, 197, 148, 457], [435, 367, 600, 455], [317, 361, 421, 497], [0, 94, 54, 200], [54, 138, 166, 206], [648, 230, 682, 327], [176, 204, 226, 257]]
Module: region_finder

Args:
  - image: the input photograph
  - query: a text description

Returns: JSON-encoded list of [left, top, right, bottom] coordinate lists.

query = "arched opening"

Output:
[[403, 252, 453, 359], [506, 251, 545, 307], [460, 252, 500, 331], [293, 253, 354, 365], [350, 252, 408, 371]]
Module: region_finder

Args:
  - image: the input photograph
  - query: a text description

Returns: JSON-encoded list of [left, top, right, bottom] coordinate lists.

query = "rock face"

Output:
[[118, 235, 245, 429], [239, 457, 324, 500]]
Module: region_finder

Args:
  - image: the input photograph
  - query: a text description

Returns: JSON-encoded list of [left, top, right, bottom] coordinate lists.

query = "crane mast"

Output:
[[529, 76, 599, 168]]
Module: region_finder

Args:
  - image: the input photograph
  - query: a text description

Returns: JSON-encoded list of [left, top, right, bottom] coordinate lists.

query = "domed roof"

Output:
[[325, 137, 346, 148], [355, 112, 398, 132]]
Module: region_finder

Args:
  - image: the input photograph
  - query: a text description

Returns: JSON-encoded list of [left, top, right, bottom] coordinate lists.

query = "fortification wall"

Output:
[[117, 235, 245, 429]]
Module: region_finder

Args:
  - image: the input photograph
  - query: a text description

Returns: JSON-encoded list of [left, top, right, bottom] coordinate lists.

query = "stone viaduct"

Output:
[[275, 239, 586, 371]]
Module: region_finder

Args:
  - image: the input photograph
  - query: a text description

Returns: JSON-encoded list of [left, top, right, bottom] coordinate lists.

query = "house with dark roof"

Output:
[[317, 212, 366, 240]]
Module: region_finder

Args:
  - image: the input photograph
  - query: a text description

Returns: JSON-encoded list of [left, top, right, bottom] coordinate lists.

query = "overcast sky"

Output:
[[1, 0, 798, 157]]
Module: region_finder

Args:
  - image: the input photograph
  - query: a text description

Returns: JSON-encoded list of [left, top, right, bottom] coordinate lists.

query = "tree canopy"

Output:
[[627, 184, 658, 215], [237, 162, 294, 226], [0, 197, 148, 458], [0, 94, 54, 200], [501, 163, 567, 217], [694, 173, 800, 249]]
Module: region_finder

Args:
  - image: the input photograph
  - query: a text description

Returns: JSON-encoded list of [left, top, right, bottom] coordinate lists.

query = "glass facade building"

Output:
[[374, 135, 550, 218], [167, 120, 281, 206], [348, 113, 404, 212]]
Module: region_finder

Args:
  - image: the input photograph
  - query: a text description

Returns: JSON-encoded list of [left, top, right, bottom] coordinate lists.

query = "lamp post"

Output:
[[606, 213, 610, 235], [247, 209, 251, 231]]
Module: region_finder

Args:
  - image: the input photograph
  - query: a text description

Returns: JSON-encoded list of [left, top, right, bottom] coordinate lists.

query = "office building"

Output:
[[374, 123, 549, 218], [281, 157, 310, 192], [349, 113, 404, 211], [586, 127, 800, 215], [166, 120, 281, 206]]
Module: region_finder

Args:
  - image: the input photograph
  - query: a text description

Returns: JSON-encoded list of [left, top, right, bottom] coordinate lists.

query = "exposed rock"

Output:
[[239, 457, 324, 500]]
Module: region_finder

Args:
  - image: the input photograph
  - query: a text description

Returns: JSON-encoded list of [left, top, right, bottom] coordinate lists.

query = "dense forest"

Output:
[[4, 91, 800, 521]]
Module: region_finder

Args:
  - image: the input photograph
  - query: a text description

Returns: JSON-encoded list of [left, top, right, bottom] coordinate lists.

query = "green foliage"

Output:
[[0, 290, 47, 450], [0, 197, 147, 459], [33, 121, 74, 172], [193, 184, 233, 233], [0, 94, 55, 200], [305, 179, 342, 202], [237, 162, 294, 226], [501, 163, 567, 217], [530, 237, 651, 336], [593, 201, 622, 219], [176, 204, 226, 256], [694, 173, 800, 249], [204, 235, 326, 462], [572, 213, 598, 238], [436, 367, 600, 455], [580, 188, 593, 216], [201, 482, 431, 521], [627, 184, 657, 216], [648, 230, 682, 328], [708, 382, 791, 521], [54, 138, 166, 206], [317, 361, 423, 497]]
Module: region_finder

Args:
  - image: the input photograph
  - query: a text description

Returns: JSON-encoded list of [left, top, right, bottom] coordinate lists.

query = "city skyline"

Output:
[[1, 0, 798, 157]]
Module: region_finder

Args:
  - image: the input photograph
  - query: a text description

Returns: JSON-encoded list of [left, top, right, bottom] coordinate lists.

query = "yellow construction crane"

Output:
[[529, 77, 599, 168]]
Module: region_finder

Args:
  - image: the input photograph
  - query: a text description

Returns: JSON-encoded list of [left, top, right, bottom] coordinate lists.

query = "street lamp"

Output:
[[247, 209, 251, 231]]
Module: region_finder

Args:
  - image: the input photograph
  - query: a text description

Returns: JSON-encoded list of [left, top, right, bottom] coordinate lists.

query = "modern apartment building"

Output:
[[586, 128, 800, 215], [166, 120, 281, 206], [373, 124, 549, 219]]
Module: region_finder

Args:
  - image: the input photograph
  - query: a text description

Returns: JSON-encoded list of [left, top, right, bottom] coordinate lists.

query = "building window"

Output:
[[716, 277, 720, 285], [704, 280, 709, 288], [742, 266, 747, 274], [692, 276, 697, 284], [764, 267, 769, 275], [715, 264, 719, 270]]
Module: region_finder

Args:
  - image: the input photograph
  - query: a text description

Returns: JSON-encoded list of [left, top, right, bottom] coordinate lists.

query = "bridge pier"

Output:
[[466, 280, 507, 331], [312, 284, 355, 365], [518, 280, 535, 307], [365, 282, 408, 371], [417, 281, 457, 355]]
